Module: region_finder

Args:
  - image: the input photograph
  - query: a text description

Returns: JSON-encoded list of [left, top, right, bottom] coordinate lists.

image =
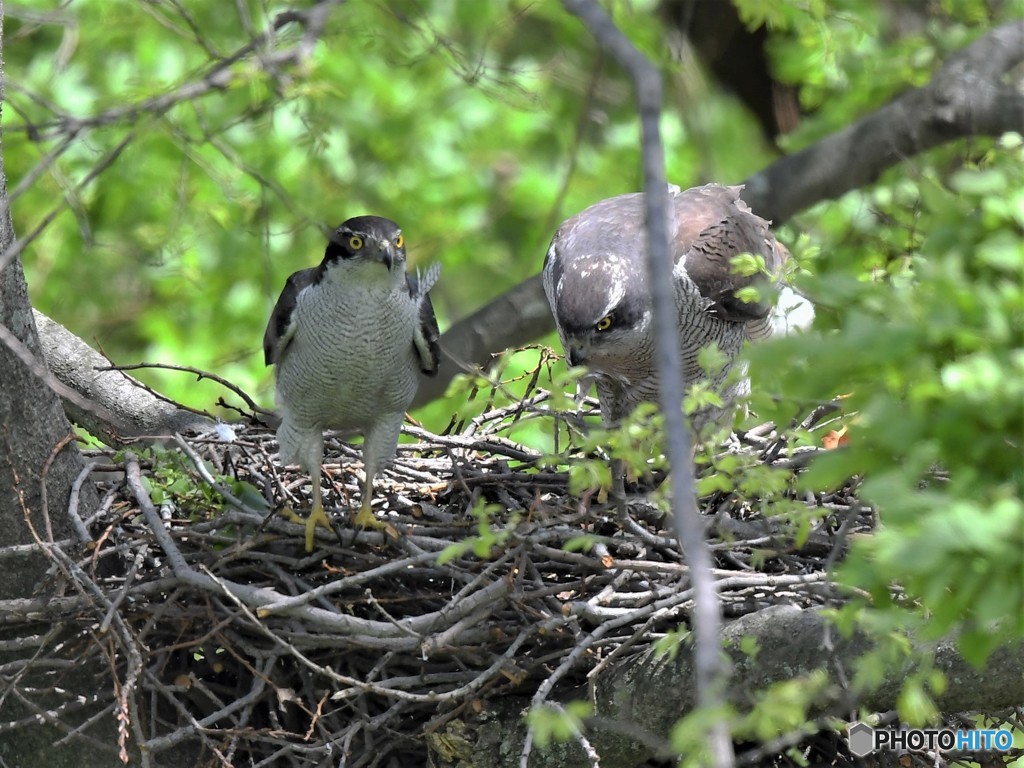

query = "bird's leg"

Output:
[[304, 461, 333, 551], [351, 469, 385, 530], [351, 416, 402, 530]]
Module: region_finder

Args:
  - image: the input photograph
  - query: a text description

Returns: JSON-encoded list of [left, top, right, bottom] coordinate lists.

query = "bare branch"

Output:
[[560, 3, 729, 766]]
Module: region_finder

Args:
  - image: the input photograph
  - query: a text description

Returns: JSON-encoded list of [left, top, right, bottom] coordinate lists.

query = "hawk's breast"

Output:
[[275, 280, 420, 430]]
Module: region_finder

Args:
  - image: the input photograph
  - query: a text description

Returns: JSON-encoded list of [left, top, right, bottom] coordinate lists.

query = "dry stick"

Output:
[[130, 450, 519, 647], [552, 7, 731, 763], [66, 461, 98, 543], [98, 543, 148, 634], [201, 561, 530, 706], [97, 361, 267, 418], [29, 538, 151, 764], [138, 659, 268, 755], [89, 358, 218, 423], [37, 431, 78, 543], [4, 687, 117, 754], [221, 657, 278, 766], [256, 550, 441, 616], [521, 584, 702, 768]]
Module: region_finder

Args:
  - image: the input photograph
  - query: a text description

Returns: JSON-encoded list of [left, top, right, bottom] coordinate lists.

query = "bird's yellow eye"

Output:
[[348, 235, 364, 251], [394, 233, 404, 249], [595, 315, 613, 332]]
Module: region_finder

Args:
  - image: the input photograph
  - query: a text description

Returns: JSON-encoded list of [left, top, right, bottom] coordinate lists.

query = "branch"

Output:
[[558, 3, 728, 767], [9, 0, 343, 142], [431, 605, 1024, 768], [410, 273, 553, 408], [33, 310, 214, 443], [412, 20, 1024, 404], [741, 20, 1024, 222]]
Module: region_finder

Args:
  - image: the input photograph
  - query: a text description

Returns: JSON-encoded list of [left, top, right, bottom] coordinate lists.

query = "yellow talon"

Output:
[[352, 501, 385, 530], [279, 506, 303, 525], [304, 502, 334, 552]]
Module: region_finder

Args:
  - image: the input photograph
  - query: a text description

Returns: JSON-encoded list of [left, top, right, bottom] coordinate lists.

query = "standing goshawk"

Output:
[[264, 216, 440, 551], [542, 183, 812, 428]]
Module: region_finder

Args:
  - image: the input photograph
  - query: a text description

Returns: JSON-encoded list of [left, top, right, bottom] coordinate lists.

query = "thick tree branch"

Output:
[[742, 19, 1024, 222], [414, 20, 1024, 404], [430, 605, 1024, 768], [411, 273, 553, 408], [33, 310, 214, 442]]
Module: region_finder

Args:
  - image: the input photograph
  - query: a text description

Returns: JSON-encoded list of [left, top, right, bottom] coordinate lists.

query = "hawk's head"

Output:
[[322, 215, 407, 281], [542, 242, 652, 375]]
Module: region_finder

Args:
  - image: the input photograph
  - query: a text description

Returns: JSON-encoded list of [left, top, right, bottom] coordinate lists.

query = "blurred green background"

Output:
[[7, 0, 985, 427]]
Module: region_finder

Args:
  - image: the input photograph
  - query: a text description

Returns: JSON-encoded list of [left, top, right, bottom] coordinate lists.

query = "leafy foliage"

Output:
[[750, 139, 1024, 671], [4, 0, 1023, 759]]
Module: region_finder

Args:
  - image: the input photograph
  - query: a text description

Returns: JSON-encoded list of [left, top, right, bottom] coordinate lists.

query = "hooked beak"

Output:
[[567, 345, 586, 367], [376, 240, 395, 271]]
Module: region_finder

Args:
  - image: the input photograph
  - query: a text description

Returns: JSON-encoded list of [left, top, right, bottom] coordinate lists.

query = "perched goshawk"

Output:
[[543, 183, 812, 428], [263, 216, 440, 551]]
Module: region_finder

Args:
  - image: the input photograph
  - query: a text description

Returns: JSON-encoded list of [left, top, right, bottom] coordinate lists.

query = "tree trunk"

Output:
[[0, 6, 124, 765], [0, 33, 95, 602]]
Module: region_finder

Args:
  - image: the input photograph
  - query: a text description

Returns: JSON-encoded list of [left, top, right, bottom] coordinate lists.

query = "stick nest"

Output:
[[9, 388, 868, 767]]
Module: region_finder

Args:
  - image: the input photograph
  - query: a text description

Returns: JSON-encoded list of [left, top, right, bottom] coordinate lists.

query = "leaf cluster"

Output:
[[750, 135, 1024, 670]]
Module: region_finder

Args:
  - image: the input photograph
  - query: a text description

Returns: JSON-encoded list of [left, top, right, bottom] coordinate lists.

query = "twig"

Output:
[[97, 361, 267, 417], [0, 321, 127, 437]]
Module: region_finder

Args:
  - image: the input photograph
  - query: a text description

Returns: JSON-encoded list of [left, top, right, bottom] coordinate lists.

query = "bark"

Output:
[[429, 606, 1024, 768], [32, 309, 215, 442], [0, 4, 122, 764], [0, 41, 95, 603]]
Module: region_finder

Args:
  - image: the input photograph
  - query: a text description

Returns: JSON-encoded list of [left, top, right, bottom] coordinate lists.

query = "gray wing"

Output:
[[263, 267, 317, 366], [672, 184, 787, 324], [406, 272, 441, 376]]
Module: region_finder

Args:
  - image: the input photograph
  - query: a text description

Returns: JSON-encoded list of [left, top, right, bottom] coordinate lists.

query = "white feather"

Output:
[[415, 262, 442, 297], [771, 286, 815, 335]]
